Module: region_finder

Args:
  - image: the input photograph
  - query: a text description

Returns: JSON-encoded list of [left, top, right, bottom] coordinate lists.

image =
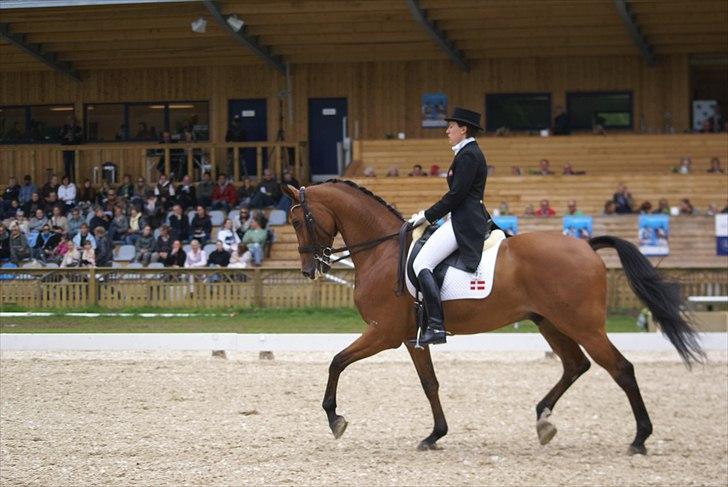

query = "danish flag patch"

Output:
[[470, 279, 485, 291]]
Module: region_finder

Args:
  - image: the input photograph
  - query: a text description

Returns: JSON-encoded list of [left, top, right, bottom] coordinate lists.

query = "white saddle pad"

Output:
[[405, 229, 506, 301]]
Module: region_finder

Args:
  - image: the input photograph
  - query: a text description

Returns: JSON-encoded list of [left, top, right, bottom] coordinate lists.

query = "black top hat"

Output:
[[444, 107, 484, 132]]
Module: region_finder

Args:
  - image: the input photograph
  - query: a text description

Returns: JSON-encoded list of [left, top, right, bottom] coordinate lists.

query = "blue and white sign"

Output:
[[493, 215, 518, 236], [638, 214, 669, 256], [421, 92, 447, 128], [716, 214, 728, 256], [562, 215, 592, 240]]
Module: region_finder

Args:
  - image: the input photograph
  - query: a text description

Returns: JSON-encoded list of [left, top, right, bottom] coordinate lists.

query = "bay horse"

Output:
[[281, 180, 703, 455]]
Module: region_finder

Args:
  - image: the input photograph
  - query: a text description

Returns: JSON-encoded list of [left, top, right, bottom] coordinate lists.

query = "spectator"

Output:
[[496, 201, 510, 216], [43, 192, 61, 216], [184, 239, 207, 268], [13, 210, 29, 235], [612, 183, 634, 214], [638, 201, 653, 214], [2, 199, 20, 220], [0, 224, 9, 261], [107, 206, 128, 242], [22, 192, 42, 217], [487, 165, 496, 177], [510, 165, 522, 176], [207, 240, 230, 267], [168, 204, 190, 242], [217, 218, 240, 252], [408, 164, 427, 177], [93, 227, 113, 267], [176, 175, 197, 210], [535, 199, 556, 217], [32, 224, 60, 264], [603, 200, 616, 216], [562, 163, 576, 176], [133, 177, 149, 204], [706, 203, 719, 216], [134, 225, 155, 266], [154, 174, 175, 209], [125, 206, 145, 245], [77, 179, 97, 209], [80, 240, 95, 267], [363, 166, 377, 177], [48, 230, 70, 264], [67, 207, 84, 238], [72, 223, 96, 250], [2, 176, 20, 207], [565, 200, 583, 216], [9, 224, 30, 264], [143, 192, 164, 229], [118, 174, 135, 200], [49, 205, 68, 233], [282, 169, 300, 190], [242, 217, 268, 266], [229, 243, 251, 268], [189, 205, 212, 245], [535, 159, 554, 176], [58, 175, 76, 209], [552, 105, 570, 135], [679, 198, 694, 215], [60, 240, 80, 268], [225, 115, 246, 142], [196, 171, 213, 208], [152, 225, 173, 263], [236, 177, 256, 208], [163, 240, 186, 267], [674, 157, 691, 174], [19, 175, 36, 205], [88, 207, 109, 233], [386, 167, 400, 177], [708, 157, 724, 174], [523, 204, 535, 217], [429, 165, 442, 177], [28, 208, 49, 234], [234, 207, 252, 238], [249, 169, 281, 209], [211, 174, 237, 211], [653, 198, 670, 215], [40, 174, 60, 199]]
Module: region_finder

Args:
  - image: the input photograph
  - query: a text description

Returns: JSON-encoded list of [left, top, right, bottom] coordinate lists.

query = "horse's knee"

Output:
[[614, 358, 636, 387], [328, 352, 346, 375]]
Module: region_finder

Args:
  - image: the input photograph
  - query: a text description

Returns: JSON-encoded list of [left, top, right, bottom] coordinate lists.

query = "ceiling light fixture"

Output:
[[191, 17, 207, 33], [226, 15, 244, 32]]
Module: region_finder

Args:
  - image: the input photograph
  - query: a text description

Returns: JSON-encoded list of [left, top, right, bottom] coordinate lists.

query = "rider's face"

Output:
[[446, 121, 466, 146]]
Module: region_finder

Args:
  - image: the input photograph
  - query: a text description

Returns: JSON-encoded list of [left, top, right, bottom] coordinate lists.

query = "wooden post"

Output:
[[74, 149, 80, 182], [88, 267, 97, 307], [187, 146, 194, 179], [256, 146, 263, 177], [210, 148, 217, 179], [164, 146, 171, 176], [233, 146, 240, 182], [294, 144, 301, 182], [254, 268, 263, 308]]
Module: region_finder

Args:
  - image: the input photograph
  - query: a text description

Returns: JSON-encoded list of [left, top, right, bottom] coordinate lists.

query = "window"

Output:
[[129, 103, 165, 141], [485, 93, 551, 132], [86, 103, 125, 142], [29, 105, 75, 143], [169, 102, 209, 141], [0, 106, 27, 143], [566, 92, 633, 130]]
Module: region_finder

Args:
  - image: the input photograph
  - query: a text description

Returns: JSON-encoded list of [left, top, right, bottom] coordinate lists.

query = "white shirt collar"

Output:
[[452, 137, 475, 155]]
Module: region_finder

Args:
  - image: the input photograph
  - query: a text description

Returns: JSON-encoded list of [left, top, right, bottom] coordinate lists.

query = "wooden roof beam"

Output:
[[613, 0, 656, 65], [202, 0, 285, 75], [0, 22, 81, 81], [405, 0, 468, 72]]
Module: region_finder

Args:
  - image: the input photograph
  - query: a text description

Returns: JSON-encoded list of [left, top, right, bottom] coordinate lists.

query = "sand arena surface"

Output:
[[1, 349, 727, 486]]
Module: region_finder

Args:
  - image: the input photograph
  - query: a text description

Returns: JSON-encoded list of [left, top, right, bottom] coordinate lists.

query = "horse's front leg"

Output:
[[405, 342, 448, 450], [322, 327, 397, 438]]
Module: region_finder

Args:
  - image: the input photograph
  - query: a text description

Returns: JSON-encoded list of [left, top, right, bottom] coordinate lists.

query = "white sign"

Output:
[[716, 214, 728, 237], [322, 108, 337, 116], [241, 110, 255, 117]]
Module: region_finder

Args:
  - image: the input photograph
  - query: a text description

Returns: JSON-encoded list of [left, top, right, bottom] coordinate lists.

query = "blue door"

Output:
[[308, 98, 347, 177], [228, 99, 267, 177]]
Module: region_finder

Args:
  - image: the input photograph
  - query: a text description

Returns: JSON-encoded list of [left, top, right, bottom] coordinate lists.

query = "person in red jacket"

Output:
[[211, 174, 237, 211]]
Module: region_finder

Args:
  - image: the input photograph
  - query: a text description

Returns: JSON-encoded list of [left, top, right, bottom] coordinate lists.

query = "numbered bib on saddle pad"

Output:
[[405, 228, 506, 301]]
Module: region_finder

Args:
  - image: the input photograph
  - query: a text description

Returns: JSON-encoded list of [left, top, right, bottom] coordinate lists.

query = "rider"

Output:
[[408, 107, 490, 345]]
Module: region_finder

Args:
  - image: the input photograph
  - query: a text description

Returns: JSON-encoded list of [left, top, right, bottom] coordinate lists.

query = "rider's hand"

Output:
[[408, 210, 428, 227]]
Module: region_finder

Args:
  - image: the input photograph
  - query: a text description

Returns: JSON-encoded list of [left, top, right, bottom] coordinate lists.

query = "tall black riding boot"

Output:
[[415, 269, 446, 346]]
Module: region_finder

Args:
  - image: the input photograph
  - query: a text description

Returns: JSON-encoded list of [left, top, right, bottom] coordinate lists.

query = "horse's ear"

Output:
[[281, 184, 299, 202]]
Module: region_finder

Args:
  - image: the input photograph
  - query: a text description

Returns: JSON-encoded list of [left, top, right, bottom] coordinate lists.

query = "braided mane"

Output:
[[308, 179, 404, 221]]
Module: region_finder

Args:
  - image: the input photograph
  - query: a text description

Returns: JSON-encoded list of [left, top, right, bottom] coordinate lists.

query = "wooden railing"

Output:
[[0, 267, 725, 312], [0, 141, 308, 185]]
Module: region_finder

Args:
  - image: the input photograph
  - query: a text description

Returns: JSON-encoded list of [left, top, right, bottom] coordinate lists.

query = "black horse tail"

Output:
[[589, 235, 705, 367]]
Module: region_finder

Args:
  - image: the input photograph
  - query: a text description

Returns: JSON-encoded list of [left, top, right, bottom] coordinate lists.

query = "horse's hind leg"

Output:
[[405, 343, 448, 451], [577, 331, 653, 455], [535, 318, 591, 445]]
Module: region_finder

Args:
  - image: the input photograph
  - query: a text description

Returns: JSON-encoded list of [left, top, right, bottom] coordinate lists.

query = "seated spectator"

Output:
[[523, 204, 535, 217], [22, 192, 43, 217], [496, 201, 510, 216], [281, 169, 300, 189], [18, 175, 36, 205], [229, 243, 251, 268], [2, 176, 20, 208], [168, 204, 190, 242], [58, 175, 76, 210], [638, 201, 653, 214], [134, 225, 155, 266], [77, 179, 97, 210], [47, 227, 68, 264], [102, 188, 122, 215], [612, 183, 634, 214], [2, 199, 20, 220], [678, 198, 694, 215], [80, 240, 95, 267], [535, 199, 556, 217], [49, 205, 68, 233], [386, 167, 399, 177], [89, 207, 109, 233], [93, 227, 113, 267], [207, 240, 230, 267], [249, 169, 281, 209], [487, 165, 496, 176], [184, 239, 207, 269], [242, 217, 268, 266], [211, 174, 237, 211], [234, 207, 252, 238], [190, 206, 212, 245], [28, 208, 48, 234], [66, 207, 84, 239], [363, 166, 376, 177], [196, 171, 213, 208], [603, 200, 616, 216], [562, 163, 585, 176], [125, 206, 146, 245], [41, 174, 60, 199], [217, 218, 240, 252], [565, 200, 583, 216], [8, 224, 30, 264], [429, 165, 442, 177], [152, 225, 173, 263], [0, 224, 9, 261], [72, 223, 96, 250], [118, 174, 135, 201], [511, 165, 522, 176], [706, 203, 719, 216], [32, 224, 60, 264], [163, 240, 186, 268], [535, 159, 554, 176], [43, 192, 62, 216], [60, 240, 80, 268], [673, 157, 691, 174], [552, 105, 570, 135], [236, 177, 256, 208], [154, 173, 176, 209], [13, 209, 29, 235], [176, 175, 197, 210], [109, 206, 129, 242], [408, 164, 427, 177], [132, 176, 149, 205], [143, 192, 164, 229], [708, 157, 724, 174], [653, 198, 670, 215], [278, 171, 299, 212]]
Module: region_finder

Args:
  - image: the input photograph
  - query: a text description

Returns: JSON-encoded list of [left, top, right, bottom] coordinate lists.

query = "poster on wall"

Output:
[[716, 214, 728, 256], [638, 214, 670, 256], [562, 216, 592, 240], [421, 93, 448, 128], [493, 215, 518, 236]]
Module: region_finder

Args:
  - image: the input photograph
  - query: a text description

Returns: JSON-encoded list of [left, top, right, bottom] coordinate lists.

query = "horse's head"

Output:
[[283, 184, 337, 280]]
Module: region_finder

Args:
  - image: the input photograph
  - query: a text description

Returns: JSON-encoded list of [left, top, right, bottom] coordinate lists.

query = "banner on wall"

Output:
[[493, 215, 518, 236], [638, 214, 670, 256], [421, 93, 448, 128], [562, 216, 592, 240], [716, 214, 728, 256]]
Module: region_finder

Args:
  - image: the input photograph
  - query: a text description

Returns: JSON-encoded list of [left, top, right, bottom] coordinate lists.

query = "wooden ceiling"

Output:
[[0, 0, 726, 74]]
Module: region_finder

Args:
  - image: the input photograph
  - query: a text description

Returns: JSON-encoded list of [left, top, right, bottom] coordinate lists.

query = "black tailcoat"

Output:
[[424, 140, 489, 272]]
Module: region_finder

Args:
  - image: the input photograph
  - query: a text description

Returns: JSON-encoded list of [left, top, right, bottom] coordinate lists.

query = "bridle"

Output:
[[291, 186, 407, 272]]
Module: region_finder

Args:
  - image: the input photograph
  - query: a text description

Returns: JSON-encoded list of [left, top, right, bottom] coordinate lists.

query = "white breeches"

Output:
[[412, 217, 458, 275]]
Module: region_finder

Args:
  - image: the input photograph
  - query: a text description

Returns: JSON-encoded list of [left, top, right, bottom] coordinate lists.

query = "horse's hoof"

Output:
[[537, 420, 557, 445], [331, 417, 348, 439], [417, 440, 442, 451], [628, 444, 647, 455]]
